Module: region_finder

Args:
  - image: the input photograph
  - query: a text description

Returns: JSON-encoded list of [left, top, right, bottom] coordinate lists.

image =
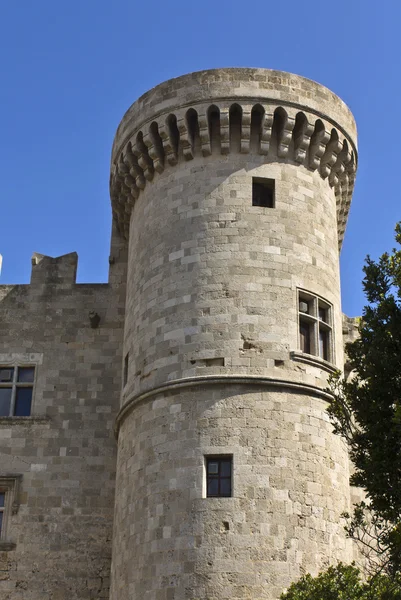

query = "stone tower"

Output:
[[109, 68, 357, 600]]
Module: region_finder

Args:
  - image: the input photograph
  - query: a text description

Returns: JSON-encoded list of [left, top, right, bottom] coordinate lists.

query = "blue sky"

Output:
[[0, 1, 400, 316]]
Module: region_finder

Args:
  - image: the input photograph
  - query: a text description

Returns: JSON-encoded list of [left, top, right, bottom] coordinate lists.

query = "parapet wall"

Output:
[[110, 68, 357, 246]]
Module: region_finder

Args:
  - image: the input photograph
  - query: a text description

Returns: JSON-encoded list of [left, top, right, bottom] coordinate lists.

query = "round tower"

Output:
[[109, 68, 357, 600]]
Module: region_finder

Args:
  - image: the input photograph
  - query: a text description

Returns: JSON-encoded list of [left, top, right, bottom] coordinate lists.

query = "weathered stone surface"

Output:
[[0, 68, 358, 600], [110, 68, 357, 600], [0, 245, 127, 599]]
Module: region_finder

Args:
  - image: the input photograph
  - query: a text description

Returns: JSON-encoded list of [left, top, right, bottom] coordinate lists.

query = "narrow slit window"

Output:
[[0, 492, 4, 538], [123, 353, 129, 387], [252, 178, 275, 208]]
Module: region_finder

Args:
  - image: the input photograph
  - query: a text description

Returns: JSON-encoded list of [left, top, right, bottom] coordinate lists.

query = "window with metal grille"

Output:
[[0, 366, 35, 417], [206, 456, 232, 497]]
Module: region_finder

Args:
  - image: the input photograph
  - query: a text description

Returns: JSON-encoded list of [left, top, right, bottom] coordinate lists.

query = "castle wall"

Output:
[[109, 69, 358, 600], [0, 67, 359, 600], [123, 155, 343, 398], [0, 252, 126, 599], [113, 386, 351, 600]]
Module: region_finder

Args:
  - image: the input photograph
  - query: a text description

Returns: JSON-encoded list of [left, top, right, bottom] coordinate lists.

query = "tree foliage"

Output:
[[280, 564, 401, 600], [328, 223, 401, 577], [281, 224, 401, 597]]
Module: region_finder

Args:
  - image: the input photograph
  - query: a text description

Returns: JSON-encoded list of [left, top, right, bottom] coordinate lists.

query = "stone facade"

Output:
[[0, 238, 127, 599], [0, 68, 358, 599]]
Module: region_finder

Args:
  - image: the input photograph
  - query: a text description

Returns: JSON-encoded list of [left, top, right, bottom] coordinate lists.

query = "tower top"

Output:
[[110, 68, 357, 246]]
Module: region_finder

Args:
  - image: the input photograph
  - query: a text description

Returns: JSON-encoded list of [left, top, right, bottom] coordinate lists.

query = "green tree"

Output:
[[280, 564, 401, 600], [281, 224, 401, 598], [328, 223, 401, 577]]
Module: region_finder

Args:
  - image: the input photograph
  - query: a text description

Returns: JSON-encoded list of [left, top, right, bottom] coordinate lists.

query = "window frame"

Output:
[[0, 365, 36, 417], [0, 475, 22, 550], [297, 290, 333, 363], [205, 456, 233, 498]]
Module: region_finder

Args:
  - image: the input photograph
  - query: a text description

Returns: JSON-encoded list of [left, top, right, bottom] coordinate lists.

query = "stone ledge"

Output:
[[290, 350, 339, 375], [0, 416, 50, 426], [115, 374, 334, 437], [0, 541, 16, 552]]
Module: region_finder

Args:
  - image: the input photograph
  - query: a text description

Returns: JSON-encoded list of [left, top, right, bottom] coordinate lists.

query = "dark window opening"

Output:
[[14, 388, 33, 417], [123, 353, 129, 387], [206, 457, 232, 497], [252, 178, 275, 208], [0, 492, 4, 537], [299, 320, 311, 355], [0, 366, 35, 417], [319, 329, 329, 361]]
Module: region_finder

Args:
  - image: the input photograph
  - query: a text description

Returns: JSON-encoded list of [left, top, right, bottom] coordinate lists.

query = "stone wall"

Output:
[[110, 68, 358, 600], [0, 247, 126, 599], [112, 384, 352, 600], [0, 67, 360, 600]]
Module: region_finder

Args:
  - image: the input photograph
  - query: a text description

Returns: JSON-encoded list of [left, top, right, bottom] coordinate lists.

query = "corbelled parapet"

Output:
[[110, 68, 357, 247]]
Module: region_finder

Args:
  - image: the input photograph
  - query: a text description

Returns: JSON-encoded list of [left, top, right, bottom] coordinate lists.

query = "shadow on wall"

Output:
[[111, 102, 357, 243]]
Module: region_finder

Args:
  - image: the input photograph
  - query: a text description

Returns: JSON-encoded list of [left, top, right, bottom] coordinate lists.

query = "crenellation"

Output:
[[30, 252, 78, 285]]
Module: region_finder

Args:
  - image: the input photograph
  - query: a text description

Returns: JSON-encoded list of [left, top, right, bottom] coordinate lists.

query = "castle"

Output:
[[0, 68, 358, 600]]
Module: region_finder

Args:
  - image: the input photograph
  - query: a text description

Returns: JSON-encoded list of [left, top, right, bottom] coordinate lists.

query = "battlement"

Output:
[[30, 252, 78, 285], [110, 68, 357, 246]]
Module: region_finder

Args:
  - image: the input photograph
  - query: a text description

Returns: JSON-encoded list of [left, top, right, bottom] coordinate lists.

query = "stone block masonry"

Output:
[[110, 68, 357, 600], [0, 247, 127, 599], [0, 68, 358, 600]]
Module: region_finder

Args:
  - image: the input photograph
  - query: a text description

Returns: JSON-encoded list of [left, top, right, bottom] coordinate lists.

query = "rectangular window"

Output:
[[0, 366, 35, 417], [206, 456, 232, 497], [298, 292, 333, 362], [252, 178, 275, 208]]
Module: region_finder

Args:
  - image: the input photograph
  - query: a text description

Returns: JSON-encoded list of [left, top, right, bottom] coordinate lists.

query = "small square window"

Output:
[[206, 456, 232, 497], [252, 178, 275, 208], [0, 366, 36, 417]]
